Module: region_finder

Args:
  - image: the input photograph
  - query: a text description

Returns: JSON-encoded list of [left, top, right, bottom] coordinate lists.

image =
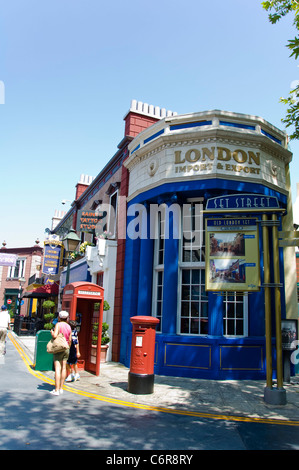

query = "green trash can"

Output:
[[34, 330, 54, 371]]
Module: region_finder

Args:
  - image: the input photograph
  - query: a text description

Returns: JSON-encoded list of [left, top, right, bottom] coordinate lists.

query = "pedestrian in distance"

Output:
[[65, 320, 81, 382], [0, 305, 11, 356], [51, 312, 59, 327], [50, 310, 72, 396]]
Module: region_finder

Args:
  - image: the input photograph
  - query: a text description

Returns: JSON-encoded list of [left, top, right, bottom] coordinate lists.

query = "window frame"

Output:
[[108, 189, 118, 238], [178, 199, 208, 336], [178, 266, 209, 335], [152, 210, 165, 332], [7, 257, 26, 280], [222, 292, 248, 337]]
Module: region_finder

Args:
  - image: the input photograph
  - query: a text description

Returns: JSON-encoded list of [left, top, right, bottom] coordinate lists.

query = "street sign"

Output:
[[7, 299, 12, 304]]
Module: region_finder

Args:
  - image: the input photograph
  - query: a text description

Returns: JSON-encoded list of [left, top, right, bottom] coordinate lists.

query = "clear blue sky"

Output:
[[1, 0, 298, 247]]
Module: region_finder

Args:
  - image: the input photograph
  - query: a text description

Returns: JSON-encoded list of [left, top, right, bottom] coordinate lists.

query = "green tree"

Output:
[[42, 300, 56, 330], [262, 0, 299, 139]]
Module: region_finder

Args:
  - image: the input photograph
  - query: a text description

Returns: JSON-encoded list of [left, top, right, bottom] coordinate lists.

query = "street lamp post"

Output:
[[17, 277, 26, 316], [14, 277, 26, 335], [62, 228, 81, 285]]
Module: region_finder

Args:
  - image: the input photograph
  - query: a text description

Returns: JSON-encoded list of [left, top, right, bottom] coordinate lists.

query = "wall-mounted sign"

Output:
[[126, 138, 287, 200], [205, 217, 260, 291], [77, 290, 101, 296], [42, 240, 64, 276], [76, 210, 103, 233], [206, 194, 280, 211], [0, 253, 17, 267]]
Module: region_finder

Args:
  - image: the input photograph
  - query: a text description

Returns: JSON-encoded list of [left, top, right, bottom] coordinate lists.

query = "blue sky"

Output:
[[0, 0, 298, 247]]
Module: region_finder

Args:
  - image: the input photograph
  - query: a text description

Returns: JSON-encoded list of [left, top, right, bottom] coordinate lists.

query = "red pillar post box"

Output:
[[128, 316, 160, 394]]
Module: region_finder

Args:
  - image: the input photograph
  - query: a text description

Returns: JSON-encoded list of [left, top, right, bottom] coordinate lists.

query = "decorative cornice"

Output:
[[126, 173, 289, 203], [125, 129, 292, 173], [125, 110, 291, 172]]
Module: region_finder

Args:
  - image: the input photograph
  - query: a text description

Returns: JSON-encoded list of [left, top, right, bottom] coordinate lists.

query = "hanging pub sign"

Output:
[[76, 210, 103, 233], [42, 240, 64, 276], [205, 217, 260, 292]]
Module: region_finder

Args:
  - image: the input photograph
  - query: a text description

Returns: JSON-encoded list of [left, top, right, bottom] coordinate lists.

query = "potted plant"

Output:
[[100, 322, 110, 362], [92, 301, 111, 362], [101, 322, 110, 345], [92, 322, 99, 345], [42, 300, 56, 330], [93, 300, 110, 313]]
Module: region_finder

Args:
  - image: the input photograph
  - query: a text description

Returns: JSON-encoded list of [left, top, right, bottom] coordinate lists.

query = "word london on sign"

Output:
[[174, 146, 261, 175]]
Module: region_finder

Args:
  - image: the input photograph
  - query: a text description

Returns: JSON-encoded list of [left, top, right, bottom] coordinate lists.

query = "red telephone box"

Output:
[[128, 316, 160, 394], [61, 282, 104, 376]]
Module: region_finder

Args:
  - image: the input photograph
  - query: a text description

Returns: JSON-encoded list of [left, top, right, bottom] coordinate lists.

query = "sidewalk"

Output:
[[12, 333, 299, 423]]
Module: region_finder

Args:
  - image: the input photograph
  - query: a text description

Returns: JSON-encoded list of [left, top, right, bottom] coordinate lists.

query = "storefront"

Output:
[[60, 258, 91, 289], [119, 109, 298, 380]]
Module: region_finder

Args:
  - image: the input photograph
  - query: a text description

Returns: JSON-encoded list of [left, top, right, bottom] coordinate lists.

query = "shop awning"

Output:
[[23, 283, 59, 299]]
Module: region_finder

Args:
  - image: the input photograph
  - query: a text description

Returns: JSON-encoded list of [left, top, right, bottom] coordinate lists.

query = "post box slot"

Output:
[[135, 329, 146, 333]]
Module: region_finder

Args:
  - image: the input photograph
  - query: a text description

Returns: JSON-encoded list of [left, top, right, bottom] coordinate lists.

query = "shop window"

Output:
[[180, 268, 208, 334], [7, 258, 26, 280], [179, 201, 207, 335], [108, 190, 118, 237], [97, 272, 104, 287], [152, 211, 165, 332], [182, 201, 205, 262], [223, 292, 248, 336]]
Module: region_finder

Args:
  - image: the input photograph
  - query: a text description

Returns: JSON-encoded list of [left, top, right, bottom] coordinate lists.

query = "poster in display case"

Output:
[[205, 217, 260, 292]]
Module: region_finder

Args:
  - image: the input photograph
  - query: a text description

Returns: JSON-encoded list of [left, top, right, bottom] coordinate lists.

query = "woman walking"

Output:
[[50, 310, 72, 396]]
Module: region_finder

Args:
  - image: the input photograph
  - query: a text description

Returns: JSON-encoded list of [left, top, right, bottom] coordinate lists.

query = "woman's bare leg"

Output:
[[60, 360, 67, 391], [54, 360, 61, 392]]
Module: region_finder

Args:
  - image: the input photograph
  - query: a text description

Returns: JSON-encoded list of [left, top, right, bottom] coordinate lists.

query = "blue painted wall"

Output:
[[61, 260, 91, 288], [120, 179, 288, 379]]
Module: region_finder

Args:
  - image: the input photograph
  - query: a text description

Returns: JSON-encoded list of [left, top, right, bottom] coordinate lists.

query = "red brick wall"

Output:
[[111, 110, 161, 360], [125, 112, 159, 138], [75, 183, 89, 200], [0, 246, 43, 317], [112, 164, 129, 361]]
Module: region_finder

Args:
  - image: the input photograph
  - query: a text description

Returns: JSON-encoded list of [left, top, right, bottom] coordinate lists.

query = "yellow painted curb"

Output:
[[8, 332, 299, 427]]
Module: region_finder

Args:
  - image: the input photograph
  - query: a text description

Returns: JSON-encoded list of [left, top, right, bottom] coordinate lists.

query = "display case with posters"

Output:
[[206, 217, 260, 292]]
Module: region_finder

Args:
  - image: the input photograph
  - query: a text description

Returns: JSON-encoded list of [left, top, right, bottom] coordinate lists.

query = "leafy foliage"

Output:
[[91, 321, 110, 345], [262, 0, 299, 139], [101, 322, 110, 345], [42, 300, 56, 330]]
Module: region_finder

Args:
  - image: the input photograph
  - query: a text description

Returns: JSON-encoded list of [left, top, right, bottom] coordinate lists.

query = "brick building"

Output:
[[51, 100, 176, 365], [120, 108, 298, 382], [0, 242, 43, 319]]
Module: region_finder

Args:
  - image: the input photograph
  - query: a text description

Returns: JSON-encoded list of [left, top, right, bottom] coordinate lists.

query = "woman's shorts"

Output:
[[53, 348, 70, 362]]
